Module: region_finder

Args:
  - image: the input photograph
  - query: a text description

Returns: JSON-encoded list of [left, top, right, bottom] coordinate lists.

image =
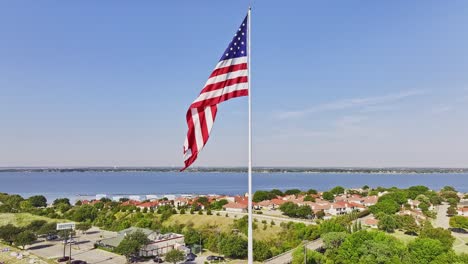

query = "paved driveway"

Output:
[[434, 203, 450, 229]]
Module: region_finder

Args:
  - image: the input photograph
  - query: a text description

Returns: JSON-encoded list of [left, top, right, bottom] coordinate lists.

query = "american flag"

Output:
[[182, 15, 249, 171]]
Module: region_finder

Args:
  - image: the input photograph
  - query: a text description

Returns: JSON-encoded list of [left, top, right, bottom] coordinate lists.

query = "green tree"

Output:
[[115, 230, 150, 261], [330, 186, 345, 195], [315, 210, 325, 219], [165, 249, 185, 264], [396, 215, 419, 234], [303, 195, 315, 202], [407, 238, 446, 264], [0, 224, 22, 245], [14, 230, 36, 249], [322, 232, 348, 250], [219, 234, 247, 258], [196, 196, 209, 206], [441, 186, 456, 192], [285, 189, 302, 195], [26, 220, 47, 232], [4, 194, 25, 210], [76, 222, 92, 234], [37, 222, 58, 235], [370, 199, 400, 215], [270, 189, 284, 197], [253, 191, 276, 202], [335, 230, 405, 264], [253, 240, 272, 261], [322, 192, 334, 202], [71, 205, 98, 222], [378, 215, 397, 233], [379, 191, 407, 205], [210, 199, 228, 210], [292, 247, 324, 264], [419, 226, 455, 251], [28, 195, 47, 207], [446, 206, 457, 216], [279, 202, 299, 217], [53, 198, 71, 207], [307, 189, 318, 195]]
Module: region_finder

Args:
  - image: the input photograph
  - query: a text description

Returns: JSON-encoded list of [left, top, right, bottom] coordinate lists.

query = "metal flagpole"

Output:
[[247, 6, 253, 264]]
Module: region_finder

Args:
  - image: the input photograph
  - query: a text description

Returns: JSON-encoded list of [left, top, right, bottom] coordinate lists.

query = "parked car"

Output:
[[71, 261, 87, 264], [62, 239, 76, 244], [129, 256, 142, 263], [206, 255, 225, 261], [153, 256, 164, 263], [46, 234, 59, 241], [57, 256, 71, 262], [186, 253, 197, 261], [449, 227, 468, 234]]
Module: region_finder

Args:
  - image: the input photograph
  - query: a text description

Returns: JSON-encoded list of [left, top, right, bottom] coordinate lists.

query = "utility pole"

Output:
[[303, 240, 307, 264], [69, 231, 73, 264]]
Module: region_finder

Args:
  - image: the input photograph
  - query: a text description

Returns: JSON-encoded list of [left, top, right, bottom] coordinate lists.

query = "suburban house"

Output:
[[223, 202, 248, 213], [457, 206, 468, 216], [364, 218, 379, 228], [137, 201, 159, 210], [361, 196, 378, 206], [174, 197, 190, 207], [98, 227, 185, 257]]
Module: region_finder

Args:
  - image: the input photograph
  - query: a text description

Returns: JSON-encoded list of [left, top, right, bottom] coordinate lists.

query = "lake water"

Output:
[[0, 172, 467, 203]]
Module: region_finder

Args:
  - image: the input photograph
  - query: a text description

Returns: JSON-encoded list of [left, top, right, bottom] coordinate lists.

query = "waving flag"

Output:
[[182, 15, 249, 171]]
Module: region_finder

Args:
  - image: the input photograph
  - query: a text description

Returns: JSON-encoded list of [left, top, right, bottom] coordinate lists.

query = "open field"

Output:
[[0, 243, 55, 264], [0, 213, 65, 227], [165, 214, 235, 231], [165, 214, 282, 240]]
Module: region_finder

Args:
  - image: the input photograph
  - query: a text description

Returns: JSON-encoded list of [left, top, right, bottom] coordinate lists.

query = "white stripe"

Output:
[[194, 83, 248, 103], [190, 108, 205, 153], [183, 137, 192, 161], [214, 56, 247, 70], [205, 107, 214, 133], [204, 70, 248, 86]]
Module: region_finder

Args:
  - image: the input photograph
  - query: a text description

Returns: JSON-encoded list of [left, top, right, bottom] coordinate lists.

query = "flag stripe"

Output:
[[209, 63, 248, 78], [204, 69, 248, 86], [201, 76, 248, 94]]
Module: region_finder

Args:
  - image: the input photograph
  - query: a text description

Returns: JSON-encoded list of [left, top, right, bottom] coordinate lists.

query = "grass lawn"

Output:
[[0, 213, 64, 227], [0, 243, 55, 264], [389, 230, 417, 244], [164, 214, 282, 240], [165, 214, 235, 232], [453, 234, 468, 254]]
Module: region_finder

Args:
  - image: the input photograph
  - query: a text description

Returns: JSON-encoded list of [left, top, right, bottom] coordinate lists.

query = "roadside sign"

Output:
[[57, 222, 76, 230]]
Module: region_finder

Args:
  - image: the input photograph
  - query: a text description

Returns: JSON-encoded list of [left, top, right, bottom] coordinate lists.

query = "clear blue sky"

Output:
[[1, 1, 468, 167]]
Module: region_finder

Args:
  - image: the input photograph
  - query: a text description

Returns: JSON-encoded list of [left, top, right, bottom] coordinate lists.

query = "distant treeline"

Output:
[[1, 167, 468, 173]]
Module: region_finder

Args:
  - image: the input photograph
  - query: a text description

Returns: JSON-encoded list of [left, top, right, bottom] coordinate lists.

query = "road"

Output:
[[434, 203, 450, 229], [264, 239, 323, 264], [214, 211, 316, 225]]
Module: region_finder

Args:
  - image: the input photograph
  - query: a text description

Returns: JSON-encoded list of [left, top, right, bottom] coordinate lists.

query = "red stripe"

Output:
[[200, 76, 248, 94], [209, 63, 247, 78], [197, 109, 209, 143], [190, 89, 248, 109]]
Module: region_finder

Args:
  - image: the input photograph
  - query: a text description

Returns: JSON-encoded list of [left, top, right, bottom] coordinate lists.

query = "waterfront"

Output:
[[0, 171, 467, 202]]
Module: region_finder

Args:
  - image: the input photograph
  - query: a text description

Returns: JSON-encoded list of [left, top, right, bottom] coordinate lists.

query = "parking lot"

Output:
[[27, 227, 127, 264], [24, 227, 227, 264]]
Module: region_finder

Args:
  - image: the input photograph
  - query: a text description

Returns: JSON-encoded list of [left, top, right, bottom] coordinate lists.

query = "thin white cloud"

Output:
[[431, 105, 452, 114], [276, 90, 425, 119]]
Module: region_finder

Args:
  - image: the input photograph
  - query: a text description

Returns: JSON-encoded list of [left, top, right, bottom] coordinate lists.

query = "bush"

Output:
[[450, 216, 468, 228]]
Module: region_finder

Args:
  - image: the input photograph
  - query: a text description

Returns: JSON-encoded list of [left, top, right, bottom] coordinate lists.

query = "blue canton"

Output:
[[219, 15, 248, 61]]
